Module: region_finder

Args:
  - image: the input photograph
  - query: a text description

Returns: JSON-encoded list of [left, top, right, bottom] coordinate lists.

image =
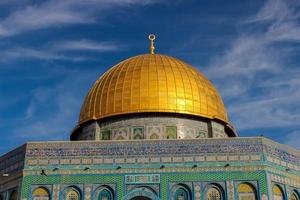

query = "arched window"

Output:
[[237, 183, 256, 200], [66, 189, 79, 200], [290, 191, 299, 200], [98, 189, 113, 200], [9, 190, 17, 200], [273, 185, 284, 200], [32, 187, 50, 200], [207, 187, 221, 200], [174, 187, 189, 200]]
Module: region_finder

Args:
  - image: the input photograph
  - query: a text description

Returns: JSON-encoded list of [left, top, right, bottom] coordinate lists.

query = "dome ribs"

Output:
[[78, 54, 230, 125]]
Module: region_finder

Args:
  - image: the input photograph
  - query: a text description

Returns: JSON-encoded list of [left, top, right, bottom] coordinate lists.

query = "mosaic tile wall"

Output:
[[1, 137, 299, 200], [77, 115, 229, 141], [21, 170, 270, 200], [23, 138, 300, 168], [78, 122, 99, 140], [20, 169, 300, 200]]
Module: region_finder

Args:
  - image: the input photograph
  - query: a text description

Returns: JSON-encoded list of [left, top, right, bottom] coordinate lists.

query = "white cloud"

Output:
[[245, 0, 300, 42], [25, 101, 35, 119], [0, 47, 86, 62], [246, 0, 299, 23], [3, 47, 68, 60], [205, 0, 300, 135], [53, 39, 119, 52], [0, 0, 158, 37], [0, 1, 92, 37], [0, 38, 121, 62], [205, 36, 280, 79], [284, 130, 300, 150], [266, 21, 300, 42], [229, 93, 300, 130], [12, 68, 97, 141]]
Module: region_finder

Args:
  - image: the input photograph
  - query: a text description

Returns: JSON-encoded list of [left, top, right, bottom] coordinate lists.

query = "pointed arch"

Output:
[[171, 184, 192, 200], [273, 185, 285, 200], [98, 189, 112, 200], [207, 187, 221, 200], [290, 190, 299, 200], [174, 187, 189, 200], [205, 183, 225, 200], [237, 182, 257, 200], [94, 185, 114, 200], [66, 190, 79, 200], [61, 186, 82, 200], [32, 187, 50, 200], [122, 187, 159, 200]]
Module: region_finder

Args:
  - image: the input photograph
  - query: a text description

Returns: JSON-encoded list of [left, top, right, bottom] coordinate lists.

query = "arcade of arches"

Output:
[[25, 183, 300, 200]]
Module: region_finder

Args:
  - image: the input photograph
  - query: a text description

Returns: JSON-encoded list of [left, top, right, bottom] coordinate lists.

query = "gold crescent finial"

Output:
[[148, 34, 156, 54]]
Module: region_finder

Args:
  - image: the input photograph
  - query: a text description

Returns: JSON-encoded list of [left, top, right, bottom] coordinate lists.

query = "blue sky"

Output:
[[1, 0, 300, 155]]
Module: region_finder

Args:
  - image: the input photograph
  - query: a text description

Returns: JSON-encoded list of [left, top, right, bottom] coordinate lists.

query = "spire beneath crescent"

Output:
[[148, 34, 156, 54]]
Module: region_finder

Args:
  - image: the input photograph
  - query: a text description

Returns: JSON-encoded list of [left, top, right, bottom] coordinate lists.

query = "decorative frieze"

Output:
[[96, 115, 212, 141], [267, 156, 299, 171], [125, 174, 160, 184], [25, 154, 284, 168], [270, 174, 300, 188]]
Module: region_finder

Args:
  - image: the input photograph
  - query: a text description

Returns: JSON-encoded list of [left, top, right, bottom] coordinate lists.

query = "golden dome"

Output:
[[79, 54, 229, 125]]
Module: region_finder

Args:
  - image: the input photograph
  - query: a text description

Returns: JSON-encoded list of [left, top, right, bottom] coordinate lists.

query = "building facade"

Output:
[[0, 36, 299, 200]]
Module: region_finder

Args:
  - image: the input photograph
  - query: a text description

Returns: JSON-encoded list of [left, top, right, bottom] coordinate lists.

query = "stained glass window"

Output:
[[98, 189, 112, 200], [174, 188, 189, 200], [66, 190, 79, 200], [207, 187, 221, 200], [238, 183, 256, 200]]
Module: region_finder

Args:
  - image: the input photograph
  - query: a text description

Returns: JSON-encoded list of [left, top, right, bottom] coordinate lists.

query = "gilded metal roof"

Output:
[[79, 54, 229, 125]]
